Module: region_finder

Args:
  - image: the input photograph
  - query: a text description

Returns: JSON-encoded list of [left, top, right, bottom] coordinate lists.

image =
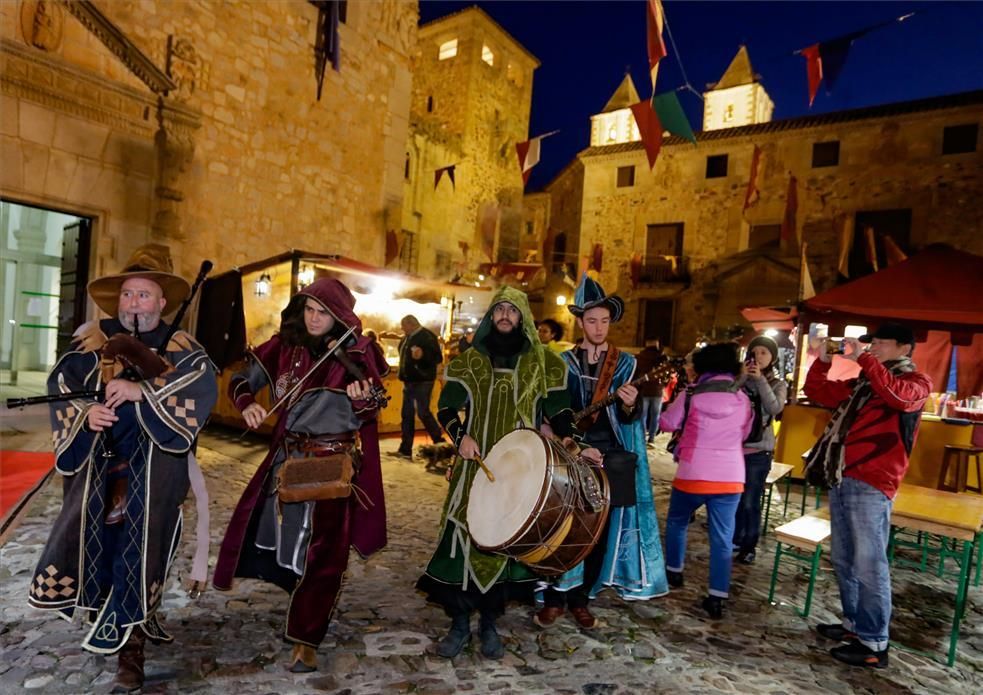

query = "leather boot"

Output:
[[105, 468, 128, 526], [112, 629, 145, 693], [436, 614, 471, 658], [478, 613, 504, 660], [287, 643, 318, 673]]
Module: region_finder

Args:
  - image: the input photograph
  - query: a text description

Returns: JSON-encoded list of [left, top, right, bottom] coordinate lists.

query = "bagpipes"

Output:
[[5, 261, 213, 409]]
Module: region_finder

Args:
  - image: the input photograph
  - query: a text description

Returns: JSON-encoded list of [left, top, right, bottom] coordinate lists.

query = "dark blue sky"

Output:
[[418, 1, 983, 189]]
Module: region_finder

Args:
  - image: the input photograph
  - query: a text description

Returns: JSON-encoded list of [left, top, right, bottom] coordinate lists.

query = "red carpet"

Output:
[[1, 450, 54, 541]]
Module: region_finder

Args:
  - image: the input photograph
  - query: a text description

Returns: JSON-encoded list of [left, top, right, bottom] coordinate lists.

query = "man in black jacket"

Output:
[[397, 315, 445, 458]]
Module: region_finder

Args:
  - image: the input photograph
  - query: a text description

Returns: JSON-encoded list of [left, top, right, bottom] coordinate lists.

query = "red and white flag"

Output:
[[516, 130, 558, 186], [743, 145, 762, 213], [647, 0, 667, 92]]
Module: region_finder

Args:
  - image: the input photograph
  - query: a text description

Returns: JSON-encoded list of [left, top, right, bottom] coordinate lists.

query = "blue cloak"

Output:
[[554, 348, 668, 600]]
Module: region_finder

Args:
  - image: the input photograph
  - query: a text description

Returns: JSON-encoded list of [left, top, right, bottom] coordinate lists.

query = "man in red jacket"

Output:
[[803, 322, 931, 669]]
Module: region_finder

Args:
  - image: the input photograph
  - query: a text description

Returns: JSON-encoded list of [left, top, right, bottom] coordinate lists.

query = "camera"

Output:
[[825, 339, 845, 355]]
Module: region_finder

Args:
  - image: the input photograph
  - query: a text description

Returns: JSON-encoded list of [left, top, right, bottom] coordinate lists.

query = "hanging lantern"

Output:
[[254, 272, 272, 297], [298, 265, 315, 288]]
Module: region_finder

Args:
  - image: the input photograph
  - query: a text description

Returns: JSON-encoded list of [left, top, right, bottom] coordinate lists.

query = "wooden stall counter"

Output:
[[774, 403, 978, 487], [377, 370, 442, 435]]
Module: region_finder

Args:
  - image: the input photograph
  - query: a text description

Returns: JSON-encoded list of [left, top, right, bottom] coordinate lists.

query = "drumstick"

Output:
[[471, 454, 496, 482]]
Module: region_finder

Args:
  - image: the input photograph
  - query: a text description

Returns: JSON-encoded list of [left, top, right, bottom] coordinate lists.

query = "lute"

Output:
[[572, 360, 680, 432]]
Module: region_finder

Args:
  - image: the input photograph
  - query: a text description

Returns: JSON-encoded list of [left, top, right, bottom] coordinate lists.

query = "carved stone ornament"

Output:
[[20, 0, 64, 52], [166, 36, 200, 103]]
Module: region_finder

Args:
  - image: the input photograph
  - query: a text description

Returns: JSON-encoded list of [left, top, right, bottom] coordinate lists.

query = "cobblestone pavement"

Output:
[[2, 421, 982, 694]]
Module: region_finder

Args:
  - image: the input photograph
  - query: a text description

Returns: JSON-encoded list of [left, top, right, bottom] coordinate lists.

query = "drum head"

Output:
[[467, 429, 548, 548]]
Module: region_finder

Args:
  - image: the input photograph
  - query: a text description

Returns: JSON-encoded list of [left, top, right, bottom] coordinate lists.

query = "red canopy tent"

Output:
[[799, 244, 983, 397]]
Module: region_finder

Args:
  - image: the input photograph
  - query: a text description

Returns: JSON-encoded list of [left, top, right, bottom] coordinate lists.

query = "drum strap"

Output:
[[581, 346, 621, 428]]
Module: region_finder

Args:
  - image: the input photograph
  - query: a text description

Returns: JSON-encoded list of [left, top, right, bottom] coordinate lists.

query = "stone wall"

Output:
[[2, 0, 417, 284], [403, 8, 536, 279], [574, 98, 983, 351]]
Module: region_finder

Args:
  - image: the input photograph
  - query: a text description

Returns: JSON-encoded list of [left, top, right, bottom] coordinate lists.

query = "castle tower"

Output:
[[703, 46, 774, 131], [589, 74, 642, 146]]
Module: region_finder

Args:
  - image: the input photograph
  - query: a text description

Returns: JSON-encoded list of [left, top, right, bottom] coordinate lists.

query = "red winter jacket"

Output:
[[804, 353, 932, 499]]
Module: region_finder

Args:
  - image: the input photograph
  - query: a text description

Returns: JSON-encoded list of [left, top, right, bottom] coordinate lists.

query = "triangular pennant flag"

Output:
[[801, 44, 822, 107], [385, 229, 399, 265], [646, 0, 667, 92], [818, 35, 855, 93], [780, 174, 798, 245], [630, 252, 642, 289], [434, 164, 456, 191], [800, 242, 816, 300], [836, 214, 854, 278], [743, 145, 762, 213], [629, 100, 663, 170], [515, 131, 557, 186], [883, 234, 908, 266], [651, 92, 696, 144], [863, 226, 879, 272], [591, 243, 604, 272]]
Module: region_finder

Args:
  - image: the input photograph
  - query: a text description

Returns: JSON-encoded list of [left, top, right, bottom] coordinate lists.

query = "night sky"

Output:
[[417, 1, 983, 189]]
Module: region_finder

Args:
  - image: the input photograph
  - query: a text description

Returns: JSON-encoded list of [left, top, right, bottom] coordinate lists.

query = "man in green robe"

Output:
[[417, 286, 579, 659]]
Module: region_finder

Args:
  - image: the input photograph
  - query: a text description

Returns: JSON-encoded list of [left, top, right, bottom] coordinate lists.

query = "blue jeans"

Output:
[[665, 488, 741, 598], [641, 396, 662, 443], [733, 451, 772, 553], [828, 476, 893, 652], [400, 381, 443, 452]]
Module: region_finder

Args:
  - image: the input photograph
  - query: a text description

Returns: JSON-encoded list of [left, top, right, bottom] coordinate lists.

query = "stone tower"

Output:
[[703, 46, 774, 131], [590, 73, 642, 146], [403, 7, 539, 278]]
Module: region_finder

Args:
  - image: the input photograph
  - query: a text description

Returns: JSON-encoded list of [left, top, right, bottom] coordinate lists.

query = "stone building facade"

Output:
[[400, 6, 537, 279], [2, 0, 417, 289], [538, 51, 983, 352]]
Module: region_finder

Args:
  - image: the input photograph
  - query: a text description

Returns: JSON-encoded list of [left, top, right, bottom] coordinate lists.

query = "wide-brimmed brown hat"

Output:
[[88, 243, 190, 317]]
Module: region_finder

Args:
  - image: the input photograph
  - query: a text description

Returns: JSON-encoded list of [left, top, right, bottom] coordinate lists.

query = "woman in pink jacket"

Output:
[[659, 343, 752, 619]]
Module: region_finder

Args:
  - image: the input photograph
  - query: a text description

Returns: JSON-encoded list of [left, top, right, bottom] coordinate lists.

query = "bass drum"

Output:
[[466, 428, 609, 576]]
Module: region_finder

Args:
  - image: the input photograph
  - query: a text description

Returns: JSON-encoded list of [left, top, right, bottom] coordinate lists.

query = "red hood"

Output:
[[283, 278, 363, 336]]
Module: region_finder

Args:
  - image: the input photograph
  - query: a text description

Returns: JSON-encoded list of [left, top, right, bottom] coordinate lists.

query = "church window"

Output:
[[482, 44, 495, 66], [438, 38, 458, 60], [723, 104, 735, 122], [617, 166, 636, 188], [812, 141, 840, 167], [607, 122, 618, 143], [942, 123, 978, 155], [705, 154, 728, 179]]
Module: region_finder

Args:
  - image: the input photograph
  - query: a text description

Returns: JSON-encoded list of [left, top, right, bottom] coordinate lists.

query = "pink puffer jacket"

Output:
[[659, 374, 753, 484]]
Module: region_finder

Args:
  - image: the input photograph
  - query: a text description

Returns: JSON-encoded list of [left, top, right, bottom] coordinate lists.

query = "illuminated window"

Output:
[[607, 123, 618, 143], [438, 38, 458, 60], [723, 104, 735, 122], [482, 44, 495, 66]]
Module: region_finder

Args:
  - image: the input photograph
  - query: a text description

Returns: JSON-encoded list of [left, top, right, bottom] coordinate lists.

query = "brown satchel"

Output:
[[276, 452, 355, 503]]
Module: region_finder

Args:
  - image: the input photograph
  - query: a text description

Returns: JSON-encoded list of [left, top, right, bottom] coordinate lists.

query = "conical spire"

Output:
[[713, 46, 757, 90], [601, 74, 641, 113]]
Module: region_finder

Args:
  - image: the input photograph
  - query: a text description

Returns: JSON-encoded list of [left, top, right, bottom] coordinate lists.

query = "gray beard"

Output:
[[118, 311, 161, 334]]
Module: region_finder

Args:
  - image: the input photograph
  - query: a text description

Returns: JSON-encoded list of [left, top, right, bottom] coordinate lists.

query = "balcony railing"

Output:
[[638, 256, 688, 284]]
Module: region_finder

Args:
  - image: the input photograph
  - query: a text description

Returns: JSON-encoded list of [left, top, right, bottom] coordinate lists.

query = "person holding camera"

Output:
[[732, 335, 787, 564], [803, 323, 931, 668]]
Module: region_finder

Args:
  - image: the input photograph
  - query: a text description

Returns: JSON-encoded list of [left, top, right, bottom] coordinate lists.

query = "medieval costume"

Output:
[[417, 286, 575, 658], [213, 278, 388, 671], [547, 276, 668, 609], [28, 245, 218, 687]]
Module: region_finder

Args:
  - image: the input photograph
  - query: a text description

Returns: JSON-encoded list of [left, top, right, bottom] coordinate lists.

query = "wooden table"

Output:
[[889, 484, 983, 666]]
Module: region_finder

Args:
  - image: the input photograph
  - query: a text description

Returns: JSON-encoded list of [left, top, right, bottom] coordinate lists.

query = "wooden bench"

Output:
[[767, 508, 831, 618], [762, 462, 794, 532]]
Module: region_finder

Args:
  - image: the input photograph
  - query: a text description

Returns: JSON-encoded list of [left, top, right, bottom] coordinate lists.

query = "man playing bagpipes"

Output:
[[26, 244, 218, 693], [213, 278, 389, 673]]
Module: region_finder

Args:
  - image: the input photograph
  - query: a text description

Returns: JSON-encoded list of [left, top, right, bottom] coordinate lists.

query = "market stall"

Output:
[[199, 251, 492, 434], [775, 244, 983, 487]]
